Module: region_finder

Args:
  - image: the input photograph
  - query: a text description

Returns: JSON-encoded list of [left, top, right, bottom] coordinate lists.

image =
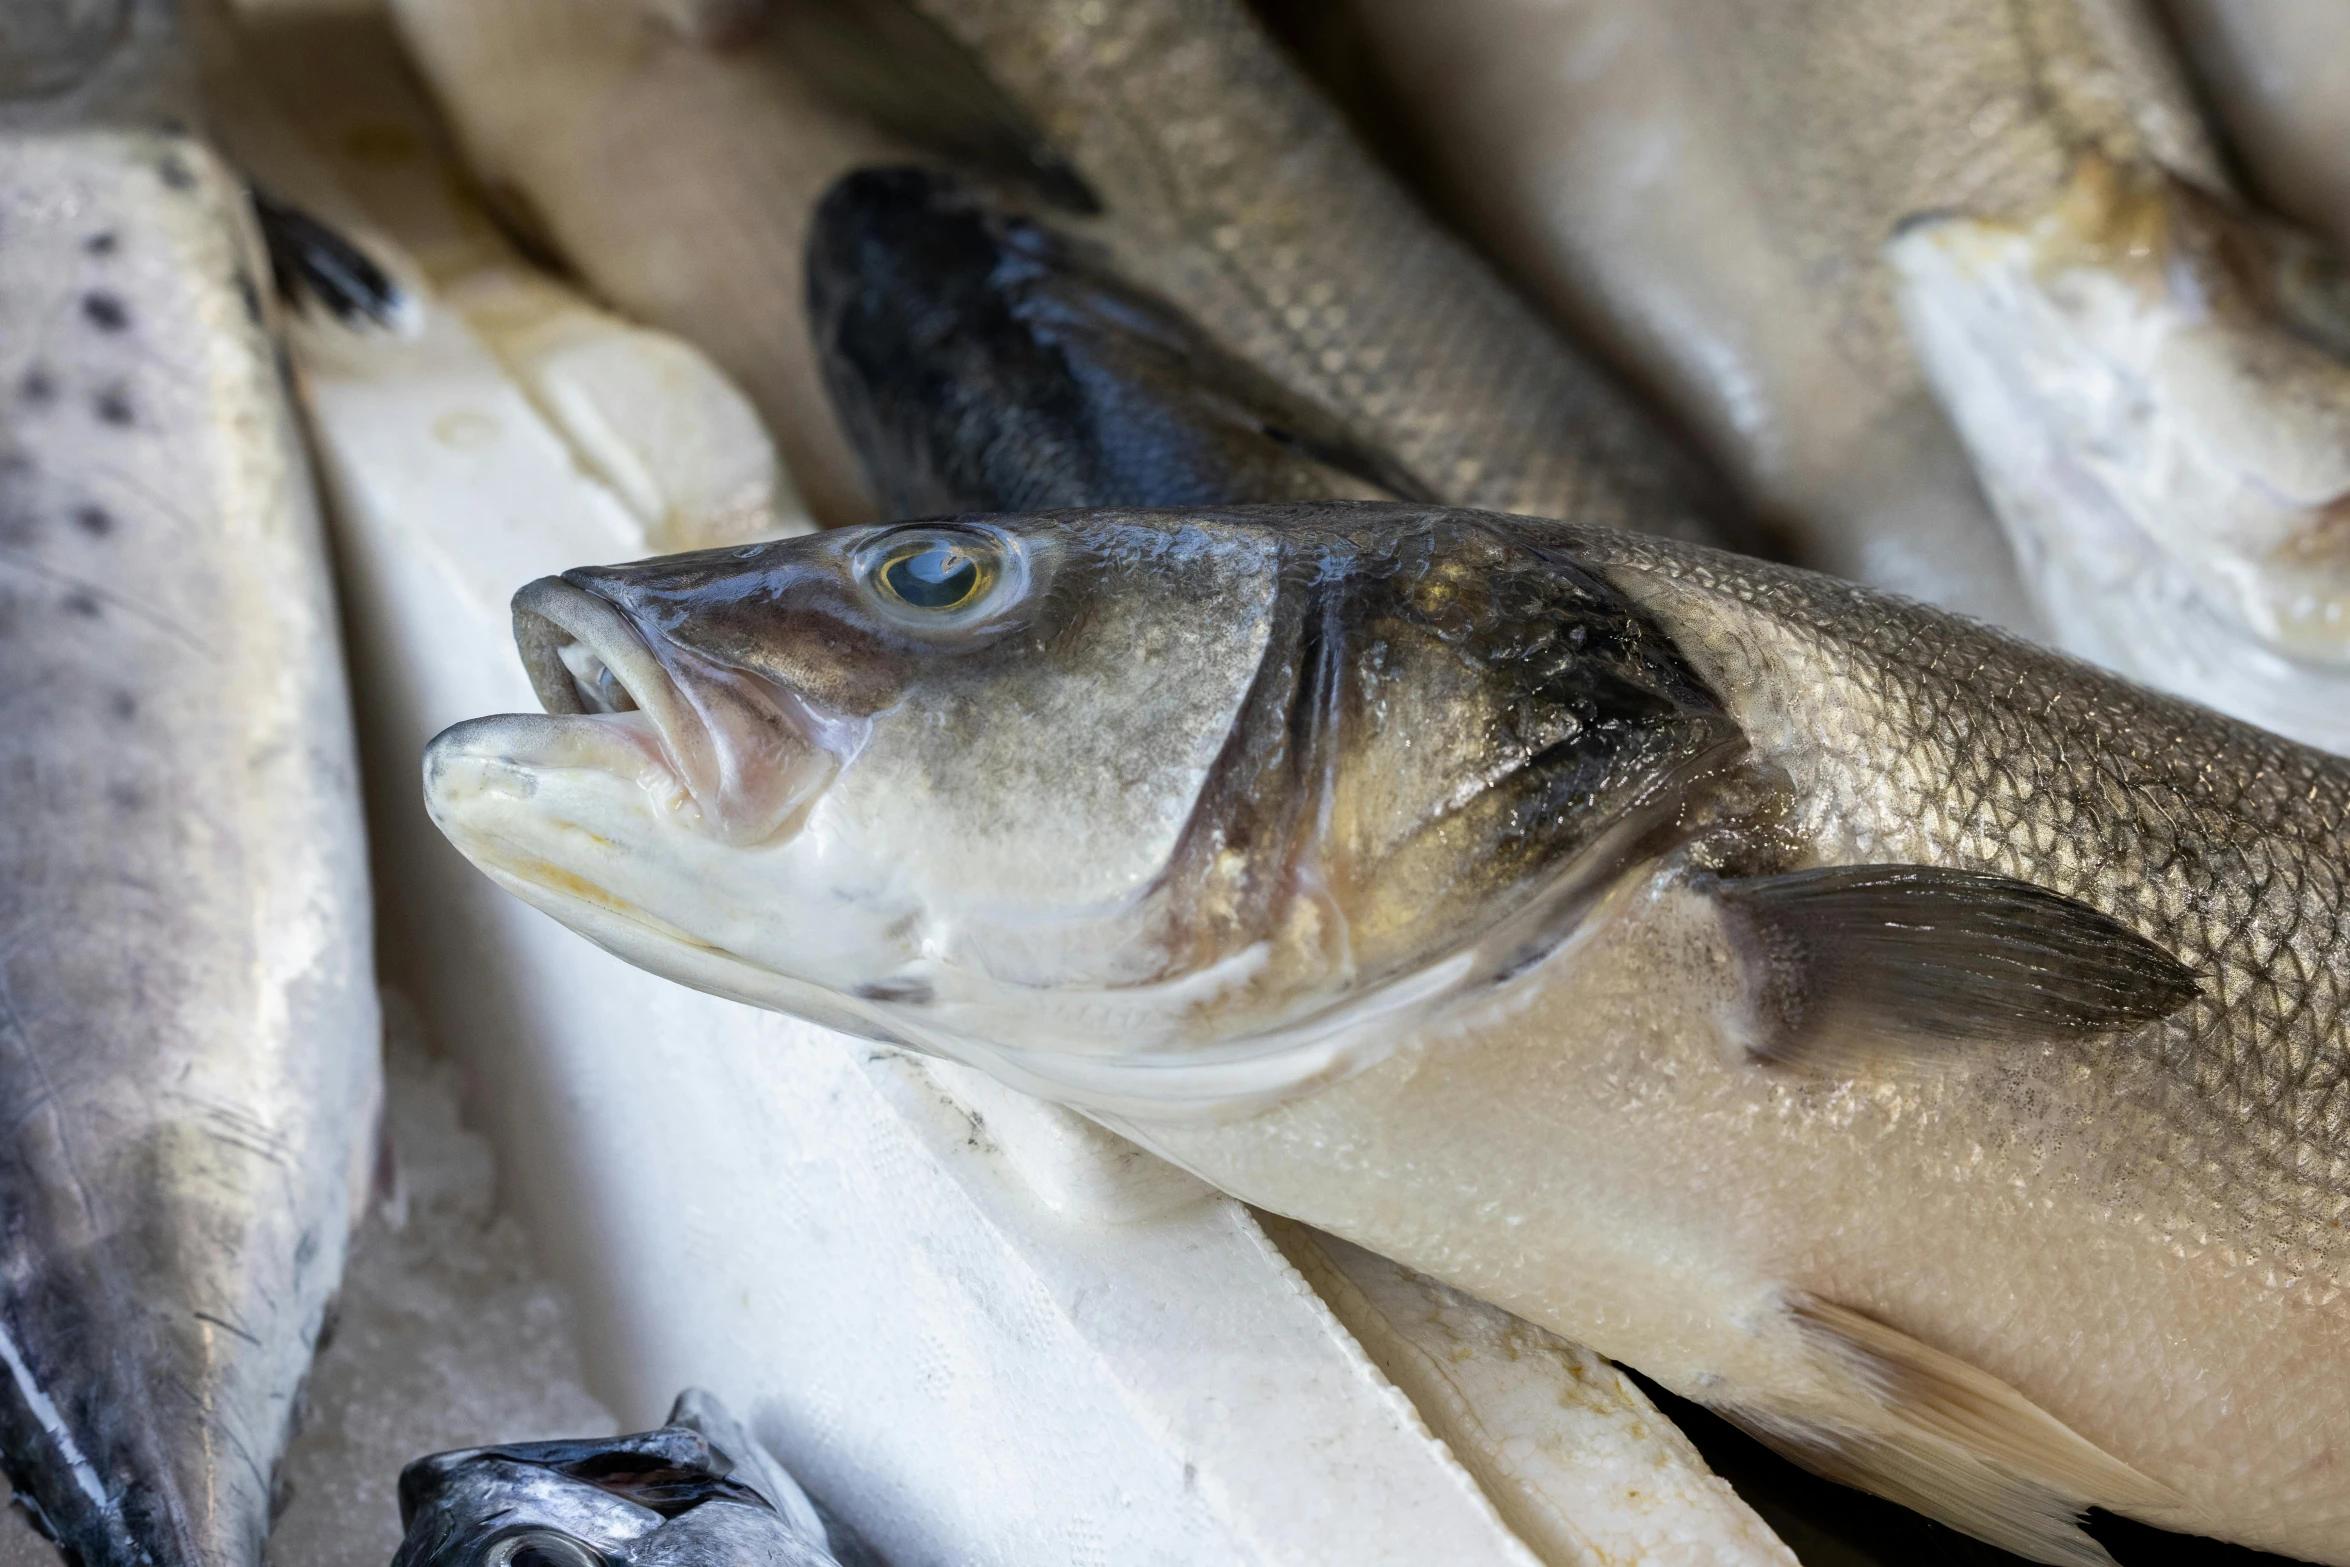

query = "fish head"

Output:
[[423, 505, 1739, 1112], [390, 1398, 841, 1567], [806, 165, 1431, 518], [1890, 156, 2350, 747]]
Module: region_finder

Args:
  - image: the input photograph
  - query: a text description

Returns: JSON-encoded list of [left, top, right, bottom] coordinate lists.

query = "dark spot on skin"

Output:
[[80, 292, 128, 332], [18, 367, 54, 406], [93, 385, 132, 427], [107, 780, 142, 812], [854, 979, 935, 1005], [82, 231, 117, 257], [62, 591, 99, 618], [157, 155, 195, 192], [73, 505, 112, 538], [108, 691, 135, 721], [234, 271, 261, 328]]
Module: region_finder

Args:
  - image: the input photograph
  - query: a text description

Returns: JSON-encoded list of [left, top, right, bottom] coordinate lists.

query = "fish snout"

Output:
[[510, 577, 848, 846]]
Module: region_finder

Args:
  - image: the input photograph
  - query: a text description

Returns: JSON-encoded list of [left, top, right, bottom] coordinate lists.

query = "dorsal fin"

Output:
[[1709, 864, 2200, 1073], [1719, 1296, 2186, 1566]]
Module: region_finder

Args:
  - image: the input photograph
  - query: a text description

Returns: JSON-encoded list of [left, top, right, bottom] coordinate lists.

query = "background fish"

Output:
[[807, 165, 1430, 516], [890, 0, 1740, 545], [1259, 0, 2232, 632], [426, 503, 2350, 1564], [1890, 155, 2350, 753], [0, 94, 377, 1567], [2162, 0, 2350, 255], [390, 1391, 877, 1567]]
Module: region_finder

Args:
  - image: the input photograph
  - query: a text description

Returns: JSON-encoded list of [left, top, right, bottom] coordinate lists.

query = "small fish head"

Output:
[[423, 505, 1737, 1113], [390, 1417, 835, 1567], [1890, 156, 2350, 745]]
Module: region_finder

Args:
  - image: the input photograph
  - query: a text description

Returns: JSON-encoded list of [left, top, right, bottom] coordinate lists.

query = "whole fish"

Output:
[[2162, 0, 2350, 256], [0, 73, 377, 1567], [391, 1391, 876, 1567], [426, 502, 2350, 1565], [1889, 155, 2350, 753], [807, 165, 1428, 517], [1284, 0, 2232, 631]]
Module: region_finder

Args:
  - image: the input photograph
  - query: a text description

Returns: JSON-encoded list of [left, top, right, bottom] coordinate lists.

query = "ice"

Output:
[[265, 992, 614, 1566]]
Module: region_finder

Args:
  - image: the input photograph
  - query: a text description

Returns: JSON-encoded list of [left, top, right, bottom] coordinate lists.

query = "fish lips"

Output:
[[508, 575, 849, 847]]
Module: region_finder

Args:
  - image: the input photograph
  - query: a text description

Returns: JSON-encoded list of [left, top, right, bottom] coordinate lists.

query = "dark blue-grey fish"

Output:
[[392, 1392, 879, 1567], [808, 164, 1433, 518]]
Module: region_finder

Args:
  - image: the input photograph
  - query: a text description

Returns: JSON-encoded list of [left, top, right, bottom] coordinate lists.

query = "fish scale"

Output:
[[903, 0, 1738, 542]]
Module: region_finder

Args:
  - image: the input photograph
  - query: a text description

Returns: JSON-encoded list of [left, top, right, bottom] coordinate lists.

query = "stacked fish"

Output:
[[2, 0, 2347, 1564]]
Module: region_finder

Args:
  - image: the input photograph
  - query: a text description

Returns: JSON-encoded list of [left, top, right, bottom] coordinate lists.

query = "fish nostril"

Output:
[[556, 641, 639, 715]]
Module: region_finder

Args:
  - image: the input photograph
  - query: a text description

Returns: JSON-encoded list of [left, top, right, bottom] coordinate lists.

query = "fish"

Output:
[[1274, 0, 2237, 632], [1888, 154, 2350, 753], [882, 0, 1738, 546], [806, 164, 1430, 516], [424, 501, 2350, 1565], [0, 19, 380, 1567], [390, 1390, 878, 1567], [2162, 0, 2350, 256]]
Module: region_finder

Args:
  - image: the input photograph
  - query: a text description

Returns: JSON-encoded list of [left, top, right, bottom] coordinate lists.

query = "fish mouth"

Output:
[[509, 576, 845, 846]]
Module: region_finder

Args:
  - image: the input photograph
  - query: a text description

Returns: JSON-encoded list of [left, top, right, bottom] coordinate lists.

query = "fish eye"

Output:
[[857, 526, 1023, 626], [478, 1531, 607, 1567]]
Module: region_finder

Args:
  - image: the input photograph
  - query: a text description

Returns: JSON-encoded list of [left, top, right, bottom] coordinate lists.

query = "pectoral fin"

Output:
[[1720, 1296, 2183, 1566], [1710, 865, 2199, 1072]]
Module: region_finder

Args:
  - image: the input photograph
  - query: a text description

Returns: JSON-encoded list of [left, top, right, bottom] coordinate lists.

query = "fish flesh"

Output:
[[426, 501, 2350, 1564], [1284, 0, 2238, 631], [0, 58, 378, 1567], [2162, 0, 2350, 256], [807, 164, 1428, 516], [390, 1390, 873, 1567], [889, 0, 1739, 544], [1890, 155, 2350, 752]]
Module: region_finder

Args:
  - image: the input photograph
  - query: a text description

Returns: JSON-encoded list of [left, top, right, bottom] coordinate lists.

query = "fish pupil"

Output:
[[885, 544, 981, 609]]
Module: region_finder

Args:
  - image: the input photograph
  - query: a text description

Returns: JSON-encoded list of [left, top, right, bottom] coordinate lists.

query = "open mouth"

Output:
[[507, 577, 846, 846]]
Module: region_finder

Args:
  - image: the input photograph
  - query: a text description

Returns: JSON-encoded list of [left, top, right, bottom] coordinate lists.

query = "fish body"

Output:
[[2163, 0, 2350, 256], [428, 502, 2350, 1564], [807, 164, 1427, 516], [1300, 0, 2230, 630], [886, 0, 1739, 544], [391, 1391, 871, 1567], [0, 124, 378, 1564]]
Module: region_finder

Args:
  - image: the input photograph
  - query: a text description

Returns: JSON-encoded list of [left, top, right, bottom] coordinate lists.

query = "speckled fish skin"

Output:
[[0, 118, 378, 1567], [896, 0, 1742, 545], [1309, 0, 2229, 631], [425, 502, 2350, 1563]]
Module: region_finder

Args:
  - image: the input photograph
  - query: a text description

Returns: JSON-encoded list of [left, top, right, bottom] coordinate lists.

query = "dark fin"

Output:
[[769, 0, 1096, 213], [1719, 1296, 2182, 1566], [1711, 865, 2199, 1070], [249, 185, 408, 332]]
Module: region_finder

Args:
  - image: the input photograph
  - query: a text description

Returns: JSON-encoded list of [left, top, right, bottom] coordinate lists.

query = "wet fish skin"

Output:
[[0, 124, 378, 1566], [1299, 0, 2232, 631], [425, 503, 2350, 1562], [391, 1392, 869, 1567], [897, 0, 1741, 545], [808, 165, 1430, 517]]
